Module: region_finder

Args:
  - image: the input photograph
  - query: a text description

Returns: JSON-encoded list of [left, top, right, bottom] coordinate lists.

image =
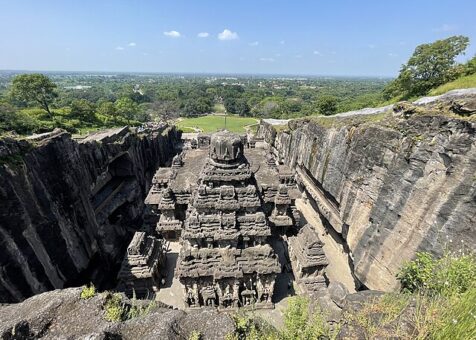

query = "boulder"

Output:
[[328, 281, 349, 308], [0, 287, 235, 340]]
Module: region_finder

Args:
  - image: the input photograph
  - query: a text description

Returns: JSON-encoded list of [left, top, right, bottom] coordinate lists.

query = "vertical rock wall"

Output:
[[258, 114, 476, 291], [0, 126, 179, 302]]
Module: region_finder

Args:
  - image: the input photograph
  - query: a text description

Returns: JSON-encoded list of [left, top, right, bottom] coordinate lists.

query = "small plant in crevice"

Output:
[[104, 293, 126, 322], [80, 283, 96, 299], [102, 291, 157, 322], [189, 330, 202, 340], [126, 290, 157, 319]]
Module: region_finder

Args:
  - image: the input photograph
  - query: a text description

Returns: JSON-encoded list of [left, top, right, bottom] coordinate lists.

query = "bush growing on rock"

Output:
[[104, 293, 125, 322], [80, 284, 96, 299], [397, 250, 476, 296]]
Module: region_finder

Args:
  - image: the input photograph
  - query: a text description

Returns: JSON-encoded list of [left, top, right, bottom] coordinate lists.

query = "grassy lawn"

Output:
[[429, 73, 476, 95], [176, 115, 258, 133]]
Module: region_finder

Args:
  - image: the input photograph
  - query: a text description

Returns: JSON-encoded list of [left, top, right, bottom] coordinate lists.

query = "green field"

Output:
[[176, 115, 259, 133]]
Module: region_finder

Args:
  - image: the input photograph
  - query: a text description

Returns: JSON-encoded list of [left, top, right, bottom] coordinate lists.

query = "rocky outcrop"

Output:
[[258, 91, 476, 291], [0, 287, 235, 339], [0, 126, 180, 303]]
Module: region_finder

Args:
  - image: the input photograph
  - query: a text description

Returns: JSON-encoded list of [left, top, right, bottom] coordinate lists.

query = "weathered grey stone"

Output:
[[258, 91, 476, 292], [328, 281, 349, 308], [336, 290, 419, 340], [0, 126, 180, 302], [0, 287, 234, 339]]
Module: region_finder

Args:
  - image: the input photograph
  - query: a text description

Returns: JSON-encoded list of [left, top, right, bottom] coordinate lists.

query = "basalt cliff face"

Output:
[[0, 126, 180, 303], [258, 91, 476, 291]]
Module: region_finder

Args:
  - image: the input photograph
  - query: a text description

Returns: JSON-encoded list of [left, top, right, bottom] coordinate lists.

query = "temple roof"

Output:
[[209, 130, 243, 162], [288, 224, 328, 268], [118, 232, 165, 280]]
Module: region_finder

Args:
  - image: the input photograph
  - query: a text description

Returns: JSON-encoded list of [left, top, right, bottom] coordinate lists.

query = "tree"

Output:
[[10, 74, 58, 117], [224, 98, 250, 116], [115, 97, 138, 123], [0, 102, 39, 134], [316, 95, 337, 116], [147, 100, 180, 121], [97, 101, 118, 121], [70, 99, 96, 122], [384, 36, 470, 99]]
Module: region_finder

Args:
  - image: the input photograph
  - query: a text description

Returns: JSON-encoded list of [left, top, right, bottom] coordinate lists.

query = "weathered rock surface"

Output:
[[0, 126, 179, 303], [258, 91, 476, 291], [328, 281, 349, 308], [0, 287, 235, 339], [336, 290, 418, 340]]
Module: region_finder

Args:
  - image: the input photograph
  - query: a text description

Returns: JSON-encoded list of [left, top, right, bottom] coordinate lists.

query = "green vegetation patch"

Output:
[[80, 284, 96, 299], [429, 73, 476, 96], [102, 292, 156, 322], [176, 115, 258, 133]]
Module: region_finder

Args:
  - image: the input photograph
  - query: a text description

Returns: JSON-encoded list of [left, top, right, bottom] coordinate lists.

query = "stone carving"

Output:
[[288, 224, 328, 293], [175, 131, 280, 309], [144, 130, 304, 309], [117, 232, 167, 298]]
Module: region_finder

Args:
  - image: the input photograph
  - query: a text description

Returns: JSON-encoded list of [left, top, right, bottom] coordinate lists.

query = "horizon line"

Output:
[[0, 69, 395, 79]]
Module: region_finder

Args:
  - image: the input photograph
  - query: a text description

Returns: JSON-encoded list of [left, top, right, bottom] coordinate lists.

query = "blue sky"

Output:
[[1, 0, 475, 76]]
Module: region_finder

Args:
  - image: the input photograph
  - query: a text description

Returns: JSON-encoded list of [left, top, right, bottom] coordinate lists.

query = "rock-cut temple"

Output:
[[118, 129, 329, 308]]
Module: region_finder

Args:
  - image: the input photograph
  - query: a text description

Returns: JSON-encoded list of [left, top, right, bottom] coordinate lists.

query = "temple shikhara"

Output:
[[119, 129, 329, 308]]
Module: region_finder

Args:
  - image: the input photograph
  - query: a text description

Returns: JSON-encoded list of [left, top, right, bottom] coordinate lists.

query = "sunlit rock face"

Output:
[[0, 126, 180, 302], [258, 93, 476, 291]]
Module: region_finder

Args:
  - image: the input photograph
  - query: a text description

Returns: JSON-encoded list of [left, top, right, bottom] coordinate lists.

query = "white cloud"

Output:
[[164, 30, 181, 38], [433, 24, 457, 32], [260, 57, 275, 62], [249, 41, 259, 46], [368, 44, 376, 49], [128, 42, 136, 47], [280, 40, 285, 45], [197, 32, 209, 38], [115, 46, 124, 50], [388, 52, 398, 57], [313, 50, 322, 56], [218, 29, 239, 41]]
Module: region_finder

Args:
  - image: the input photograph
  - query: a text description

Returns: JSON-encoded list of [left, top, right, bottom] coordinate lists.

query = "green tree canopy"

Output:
[[384, 35, 470, 99], [97, 101, 117, 119], [10, 73, 58, 117], [316, 95, 338, 116], [70, 99, 96, 122], [115, 97, 138, 123]]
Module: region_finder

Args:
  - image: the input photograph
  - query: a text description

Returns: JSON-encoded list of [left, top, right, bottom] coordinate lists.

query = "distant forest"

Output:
[[1, 35, 475, 135]]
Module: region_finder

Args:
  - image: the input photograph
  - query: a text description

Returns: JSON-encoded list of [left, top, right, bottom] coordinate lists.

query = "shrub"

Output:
[[126, 292, 156, 319], [397, 250, 476, 296], [80, 284, 96, 299], [282, 296, 333, 340], [104, 293, 125, 322], [397, 252, 435, 293]]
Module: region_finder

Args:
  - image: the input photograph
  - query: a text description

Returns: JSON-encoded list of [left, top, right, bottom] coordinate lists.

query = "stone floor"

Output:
[[155, 241, 185, 309]]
